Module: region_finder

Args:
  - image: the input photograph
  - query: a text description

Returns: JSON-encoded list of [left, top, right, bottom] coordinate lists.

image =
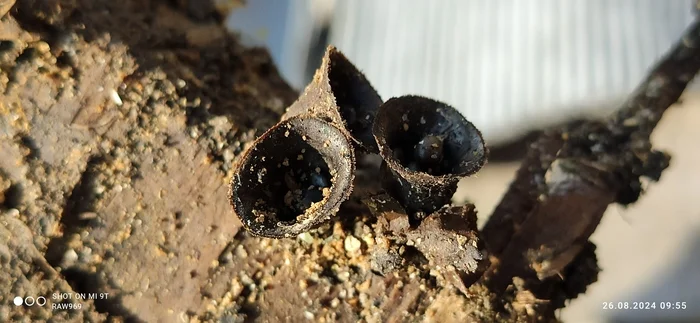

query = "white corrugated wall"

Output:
[[328, 0, 695, 144]]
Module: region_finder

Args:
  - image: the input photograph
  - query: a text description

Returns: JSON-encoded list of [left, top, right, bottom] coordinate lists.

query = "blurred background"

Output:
[[226, 1, 699, 322]]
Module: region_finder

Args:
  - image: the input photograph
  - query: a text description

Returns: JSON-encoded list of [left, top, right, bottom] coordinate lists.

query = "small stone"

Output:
[[35, 41, 50, 53], [62, 249, 78, 267], [39, 217, 55, 236], [5, 209, 19, 218], [406, 205, 486, 277], [221, 252, 233, 264], [304, 311, 315, 320], [387, 213, 410, 233], [79, 247, 93, 262], [338, 271, 351, 282], [297, 232, 314, 244], [110, 89, 123, 106], [234, 245, 248, 258], [223, 149, 235, 162], [344, 235, 362, 253], [0, 244, 11, 265], [189, 128, 199, 139]]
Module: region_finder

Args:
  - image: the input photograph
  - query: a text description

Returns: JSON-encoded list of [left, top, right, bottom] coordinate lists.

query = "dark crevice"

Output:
[[319, 262, 341, 285], [0, 40, 15, 53], [62, 268, 142, 322], [55, 51, 78, 75], [337, 204, 364, 233], [216, 229, 248, 264], [59, 155, 103, 228], [237, 303, 259, 323], [226, 274, 259, 323], [14, 47, 37, 64], [45, 153, 143, 320], [402, 246, 429, 269], [19, 135, 41, 160], [1, 183, 23, 209]]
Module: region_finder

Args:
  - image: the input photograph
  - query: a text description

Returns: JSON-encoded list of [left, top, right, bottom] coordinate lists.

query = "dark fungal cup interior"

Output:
[[375, 96, 486, 177], [327, 49, 383, 152], [230, 117, 354, 238]]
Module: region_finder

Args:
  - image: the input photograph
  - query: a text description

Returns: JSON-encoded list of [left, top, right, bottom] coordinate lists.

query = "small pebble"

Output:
[[304, 311, 315, 320], [110, 89, 123, 106], [235, 245, 248, 258], [62, 249, 78, 267], [298, 232, 314, 244], [78, 212, 97, 220], [5, 209, 19, 218], [35, 41, 50, 54], [223, 149, 234, 162], [344, 235, 362, 253]]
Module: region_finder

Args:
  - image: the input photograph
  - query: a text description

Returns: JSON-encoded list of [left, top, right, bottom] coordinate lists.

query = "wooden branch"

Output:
[[481, 18, 700, 299]]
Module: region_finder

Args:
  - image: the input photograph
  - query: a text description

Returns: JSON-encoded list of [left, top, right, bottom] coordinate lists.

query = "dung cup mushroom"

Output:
[[229, 116, 355, 238], [373, 95, 487, 215]]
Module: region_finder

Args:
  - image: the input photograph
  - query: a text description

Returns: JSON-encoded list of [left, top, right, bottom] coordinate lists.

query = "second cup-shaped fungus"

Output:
[[229, 116, 355, 238], [373, 96, 487, 215], [284, 46, 383, 152]]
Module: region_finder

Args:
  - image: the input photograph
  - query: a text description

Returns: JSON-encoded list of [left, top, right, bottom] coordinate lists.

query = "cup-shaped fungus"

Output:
[[284, 46, 383, 152], [373, 95, 487, 215], [229, 116, 355, 238]]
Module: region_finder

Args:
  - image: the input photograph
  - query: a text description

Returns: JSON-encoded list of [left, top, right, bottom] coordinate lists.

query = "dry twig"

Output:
[[481, 18, 700, 311]]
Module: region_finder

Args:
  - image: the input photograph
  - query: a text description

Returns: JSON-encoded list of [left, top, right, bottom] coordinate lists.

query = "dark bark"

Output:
[[482, 18, 700, 312]]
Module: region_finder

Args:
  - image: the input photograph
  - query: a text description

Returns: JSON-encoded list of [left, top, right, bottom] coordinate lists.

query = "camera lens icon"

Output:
[[13, 296, 47, 307]]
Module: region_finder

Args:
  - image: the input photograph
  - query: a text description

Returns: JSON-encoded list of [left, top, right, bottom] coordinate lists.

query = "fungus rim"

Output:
[[372, 95, 488, 182], [229, 115, 356, 238]]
